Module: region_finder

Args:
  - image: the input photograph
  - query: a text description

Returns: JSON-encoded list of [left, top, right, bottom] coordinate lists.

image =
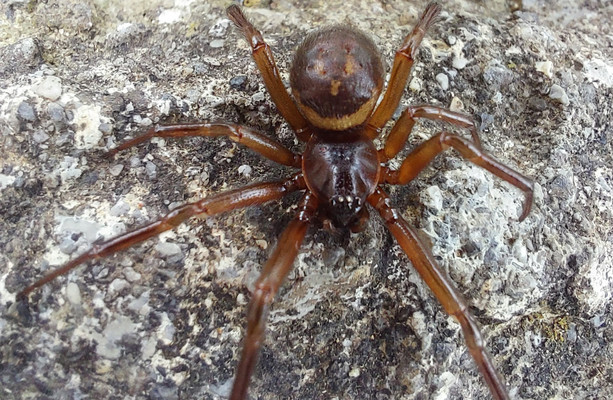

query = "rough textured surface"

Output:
[[1, 0, 612, 399]]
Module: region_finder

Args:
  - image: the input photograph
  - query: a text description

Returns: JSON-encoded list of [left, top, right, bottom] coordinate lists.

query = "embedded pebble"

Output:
[[59, 237, 78, 254], [141, 337, 157, 359], [33, 76, 62, 101], [129, 156, 141, 168], [449, 97, 464, 112], [123, 267, 142, 283], [203, 56, 221, 66], [99, 316, 139, 359], [33, 130, 50, 143], [59, 156, 83, 182], [536, 61, 554, 78], [158, 9, 181, 24], [210, 39, 225, 48], [208, 19, 230, 37], [452, 53, 469, 69], [108, 278, 130, 295], [15, 37, 40, 65], [483, 64, 513, 91], [145, 161, 157, 178], [47, 103, 65, 121], [157, 312, 176, 345], [549, 84, 570, 106], [591, 315, 604, 328], [423, 185, 443, 212], [436, 73, 449, 90], [17, 101, 36, 122], [109, 164, 124, 176], [155, 241, 182, 257], [238, 164, 252, 177], [65, 282, 82, 305], [128, 291, 150, 313], [252, 92, 266, 102], [98, 122, 113, 134], [0, 174, 16, 190], [512, 240, 528, 263], [73, 104, 104, 149], [409, 77, 423, 92], [95, 359, 113, 374], [133, 115, 152, 126], [110, 200, 130, 216], [229, 75, 247, 90], [204, 297, 213, 308], [567, 324, 577, 342]]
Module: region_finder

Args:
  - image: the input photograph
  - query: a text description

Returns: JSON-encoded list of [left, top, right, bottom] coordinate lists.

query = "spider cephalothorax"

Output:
[[17, 4, 533, 400]]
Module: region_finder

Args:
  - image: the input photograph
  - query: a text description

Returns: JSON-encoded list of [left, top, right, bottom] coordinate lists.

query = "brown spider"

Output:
[[17, 3, 533, 400]]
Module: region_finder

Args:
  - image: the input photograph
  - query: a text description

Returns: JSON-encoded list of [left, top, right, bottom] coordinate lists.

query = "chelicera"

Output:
[[17, 3, 533, 400]]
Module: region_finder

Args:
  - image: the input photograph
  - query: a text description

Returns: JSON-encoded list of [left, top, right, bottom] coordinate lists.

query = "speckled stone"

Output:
[[1, 1, 612, 400]]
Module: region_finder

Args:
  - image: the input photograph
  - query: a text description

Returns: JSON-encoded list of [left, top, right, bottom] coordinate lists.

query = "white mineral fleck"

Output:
[[73, 104, 104, 149], [33, 76, 62, 101], [65, 282, 82, 305], [110, 200, 130, 217], [238, 164, 252, 177], [436, 73, 449, 90], [535, 61, 554, 78], [155, 241, 182, 257], [158, 9, 181, 24], [549, 84, 570, 106]]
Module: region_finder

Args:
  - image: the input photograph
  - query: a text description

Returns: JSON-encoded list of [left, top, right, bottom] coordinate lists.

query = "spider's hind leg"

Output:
[[229, 193, 318, 400], [368, 187, 511, 400]]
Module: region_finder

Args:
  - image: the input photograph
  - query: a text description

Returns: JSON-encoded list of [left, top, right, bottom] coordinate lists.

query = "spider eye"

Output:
[[290, 26, 384, 131]]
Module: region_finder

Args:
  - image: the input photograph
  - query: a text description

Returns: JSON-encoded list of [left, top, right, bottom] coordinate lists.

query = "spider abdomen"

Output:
[[290, 26, 385, 131], [302, 133, 379, 228]]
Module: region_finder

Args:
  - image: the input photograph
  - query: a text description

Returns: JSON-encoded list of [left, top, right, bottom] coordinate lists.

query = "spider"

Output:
[[17, 3, 533, 400]]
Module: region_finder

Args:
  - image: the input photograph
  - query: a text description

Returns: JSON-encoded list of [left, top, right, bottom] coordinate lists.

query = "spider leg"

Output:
[[364, 2, 442, 139], [381, 105, 482, 161], [230, 192, 318, 400], [226, 6, 310, 142], [383, 131, 533, 221], [17, 174, 306, 300], [108, 123, 301, 168], [368, 187, 511, 400]]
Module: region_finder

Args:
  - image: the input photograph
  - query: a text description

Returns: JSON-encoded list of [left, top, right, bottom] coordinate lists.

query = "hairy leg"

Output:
[[230, 193, 318, 400], [381, 104, 482, 161], [383, 131, 533, 221], [18, 174, 306, 299], [364, 3, 442, 139], [369, 187, 511, 400], [108, 123, 301, 167], [227, 6, 310, 142]]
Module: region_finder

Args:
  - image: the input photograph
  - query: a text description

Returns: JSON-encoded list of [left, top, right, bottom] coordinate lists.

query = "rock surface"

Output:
[[1, 0, 611, 399]]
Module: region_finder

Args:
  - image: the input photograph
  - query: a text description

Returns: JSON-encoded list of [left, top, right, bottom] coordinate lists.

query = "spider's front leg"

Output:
[[368, 187, 511, 400], [17, 175, 306, 300], [381, 105, 483, 161], [226, 6, 310, 141], [384, 131, 533, 221], [230, 193, 318, 400], [365, 2, 442, 139]]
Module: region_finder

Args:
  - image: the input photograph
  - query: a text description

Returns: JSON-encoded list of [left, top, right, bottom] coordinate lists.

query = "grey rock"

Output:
[[17, 101, 36, 122], [1, 1, 611, 400]]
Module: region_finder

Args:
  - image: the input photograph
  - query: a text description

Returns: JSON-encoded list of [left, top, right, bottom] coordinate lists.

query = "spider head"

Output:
[[290, 26, 385, 131]]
